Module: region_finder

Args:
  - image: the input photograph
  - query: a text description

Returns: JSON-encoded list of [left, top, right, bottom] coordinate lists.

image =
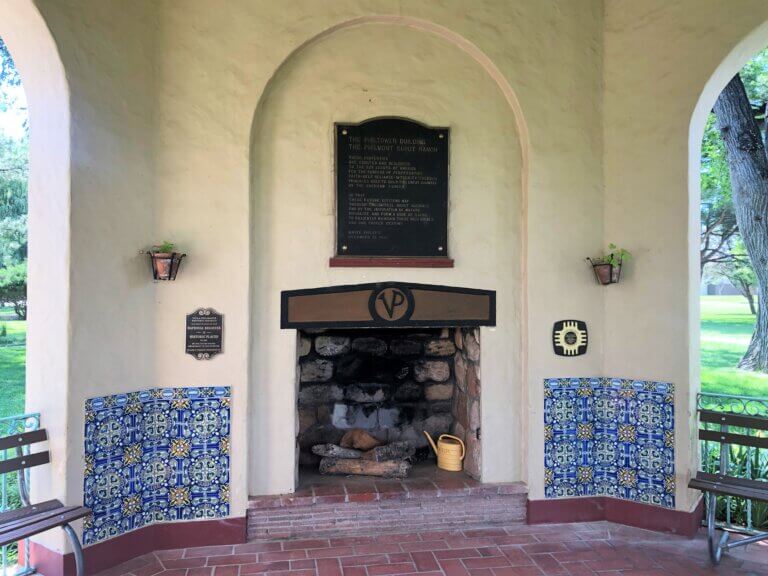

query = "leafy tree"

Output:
[[0, 215, 27, 267], [702, 46, 768, 371], [0, 132, 28, 218], [741, 48, 768, 146], [713, 73, 768, 371], [714, 240, 757, 315], [0, 262, 26, 320], [0, 38, 20, 87], [0, 35, 28, 323], [0, 37, 23, 118], [701, 113, 738, 273]]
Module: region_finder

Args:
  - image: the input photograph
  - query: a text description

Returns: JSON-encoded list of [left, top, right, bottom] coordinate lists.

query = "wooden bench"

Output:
[[688, 409, 768, 564], [0, 429, 90, 575]]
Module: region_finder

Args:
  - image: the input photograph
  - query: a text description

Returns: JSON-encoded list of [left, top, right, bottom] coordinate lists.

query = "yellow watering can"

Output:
[[423, 432, 465, 471]]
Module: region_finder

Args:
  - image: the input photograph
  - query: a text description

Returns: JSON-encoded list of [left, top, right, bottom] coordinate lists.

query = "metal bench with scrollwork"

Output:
[[688, 409, 768, 564], [0, 429, 90, 575]]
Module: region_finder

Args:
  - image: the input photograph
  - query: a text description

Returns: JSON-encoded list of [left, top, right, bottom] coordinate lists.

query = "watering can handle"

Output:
[[423, 431, 438, 455], [439, 434, 466, 460]]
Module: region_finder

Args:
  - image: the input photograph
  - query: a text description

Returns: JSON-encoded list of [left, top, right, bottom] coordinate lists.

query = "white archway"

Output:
[[248, 16, 530, 496], [0, 0, 71, 556], [688, 19, 768, 468], [689, 19, 768, 388]]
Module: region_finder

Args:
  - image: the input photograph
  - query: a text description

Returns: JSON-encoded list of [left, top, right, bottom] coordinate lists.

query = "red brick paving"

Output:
[[247, 469, 527, 540], [95, 522, 768, 576]]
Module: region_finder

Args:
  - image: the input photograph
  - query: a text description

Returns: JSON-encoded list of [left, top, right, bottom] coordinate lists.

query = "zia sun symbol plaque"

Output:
[[553, 320, 588, 357]]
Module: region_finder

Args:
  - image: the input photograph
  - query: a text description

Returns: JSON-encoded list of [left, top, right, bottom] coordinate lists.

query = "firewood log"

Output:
[[339, 429, 382, 451], [311, 444, 363, 459], [361, 441, 415, 462], [319, 457, 411, 478]]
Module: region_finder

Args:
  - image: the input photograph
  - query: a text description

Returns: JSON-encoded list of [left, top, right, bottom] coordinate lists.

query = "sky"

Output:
[[0, 82, 27, 140]]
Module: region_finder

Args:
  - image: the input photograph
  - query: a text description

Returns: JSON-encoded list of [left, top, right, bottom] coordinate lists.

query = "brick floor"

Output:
[[95, 521, 768, 576]]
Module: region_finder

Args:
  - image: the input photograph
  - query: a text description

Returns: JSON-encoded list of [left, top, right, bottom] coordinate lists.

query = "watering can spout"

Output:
[[423, 431, 438, 455]]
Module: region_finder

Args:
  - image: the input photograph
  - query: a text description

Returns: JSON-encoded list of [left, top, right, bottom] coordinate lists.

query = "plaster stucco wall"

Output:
[[22, 0, 158, 552], [14, 1, 768, 552], [251, 23, 523, 493], [0, 0, 71, 553], [151, 0, 605, 501], [604, 0, 768, 511], [9, 0, 608, 552]]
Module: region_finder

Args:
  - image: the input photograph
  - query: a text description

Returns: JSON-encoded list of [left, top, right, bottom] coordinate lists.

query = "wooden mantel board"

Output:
[[280, 282, 495, 329]]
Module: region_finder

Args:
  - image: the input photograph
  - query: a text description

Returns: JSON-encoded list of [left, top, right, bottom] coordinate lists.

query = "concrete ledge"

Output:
[[527, 496, 704, 538], [25, 516, 247, 576]]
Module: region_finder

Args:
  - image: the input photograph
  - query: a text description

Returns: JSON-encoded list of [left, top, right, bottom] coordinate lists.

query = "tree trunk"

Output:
[[714, 75, 768, 371], [737, 278, 757, 315]]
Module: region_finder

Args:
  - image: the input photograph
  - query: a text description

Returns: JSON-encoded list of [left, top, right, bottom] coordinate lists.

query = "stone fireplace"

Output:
[[246, 282, 525, 540], [281, 281, 493, 486], [296, 326, 482, 479]]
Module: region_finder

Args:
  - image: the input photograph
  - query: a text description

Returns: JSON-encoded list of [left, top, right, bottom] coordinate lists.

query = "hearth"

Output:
[[296, 326, 481, 480]]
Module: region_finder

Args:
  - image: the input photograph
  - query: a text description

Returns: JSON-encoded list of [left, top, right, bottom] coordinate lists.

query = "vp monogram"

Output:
[[378, 289, 406, 318], [369, 286, 414, 323]]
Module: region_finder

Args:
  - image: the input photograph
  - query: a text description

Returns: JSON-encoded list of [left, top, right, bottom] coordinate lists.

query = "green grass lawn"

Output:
[[0, 319, 25, 420], [701, 295, 768, 398]]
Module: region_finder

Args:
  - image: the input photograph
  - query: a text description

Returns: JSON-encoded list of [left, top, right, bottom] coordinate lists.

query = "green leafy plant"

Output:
[[0, 262, 26, 319], [151, 241, 175, 254], [592, 243, 632, 267], [702, 436, 768, 529]]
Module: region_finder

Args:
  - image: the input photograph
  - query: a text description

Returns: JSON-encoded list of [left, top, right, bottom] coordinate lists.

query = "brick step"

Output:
[[248, 478, 527, 540]]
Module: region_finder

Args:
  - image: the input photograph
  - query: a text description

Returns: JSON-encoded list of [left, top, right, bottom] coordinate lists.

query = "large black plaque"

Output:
[[185, 308, 223, 360], [336, 118, 449, 257]]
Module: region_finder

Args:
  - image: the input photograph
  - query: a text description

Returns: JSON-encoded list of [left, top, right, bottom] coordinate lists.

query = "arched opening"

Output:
[[698, 49, 768, 400], [0, 31, 31, 573], [0, 0, 71, 564], [248, 17, 528, 497], [0, 36, 29, 421], [690, 19, 768, 536]]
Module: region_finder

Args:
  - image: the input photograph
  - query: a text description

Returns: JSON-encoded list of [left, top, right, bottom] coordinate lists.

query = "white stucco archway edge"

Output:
[[687, 19, 768, 479], [247, 14, 532, 496], [0, 0, 71, 554]]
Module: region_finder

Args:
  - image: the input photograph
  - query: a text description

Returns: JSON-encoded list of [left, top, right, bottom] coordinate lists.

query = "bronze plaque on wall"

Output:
[[336, 118, 449, 257], [281, 282, 495, 329]]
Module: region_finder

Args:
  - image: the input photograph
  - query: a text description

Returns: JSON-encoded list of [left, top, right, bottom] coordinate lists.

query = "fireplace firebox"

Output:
[[296, 326, 481, 480]]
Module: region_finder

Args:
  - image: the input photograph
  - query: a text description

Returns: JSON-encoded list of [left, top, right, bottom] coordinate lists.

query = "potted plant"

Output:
[[587, 243, 631, 285], [146, 241, 186, 281]]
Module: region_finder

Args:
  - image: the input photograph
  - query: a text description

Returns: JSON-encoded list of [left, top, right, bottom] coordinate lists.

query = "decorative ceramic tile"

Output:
[[544, 378, 674, 508], [83, 387, 230, 545]]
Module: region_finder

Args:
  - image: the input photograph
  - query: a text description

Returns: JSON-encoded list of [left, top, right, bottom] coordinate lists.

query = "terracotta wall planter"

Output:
[[588, 259, 621, 285], [148, 252, 186, 281]]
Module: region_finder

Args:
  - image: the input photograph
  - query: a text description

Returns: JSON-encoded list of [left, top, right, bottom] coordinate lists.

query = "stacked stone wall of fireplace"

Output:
[[297, 327, 480, 475], [451, 327, 481, 478]]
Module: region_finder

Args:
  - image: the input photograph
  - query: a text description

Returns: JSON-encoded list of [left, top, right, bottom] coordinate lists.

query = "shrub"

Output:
[[0, 262, 25, 320]]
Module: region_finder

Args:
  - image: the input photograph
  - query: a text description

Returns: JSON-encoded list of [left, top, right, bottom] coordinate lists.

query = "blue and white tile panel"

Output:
[[83, 387, 230, 544], [544, 378, 674, 508]]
